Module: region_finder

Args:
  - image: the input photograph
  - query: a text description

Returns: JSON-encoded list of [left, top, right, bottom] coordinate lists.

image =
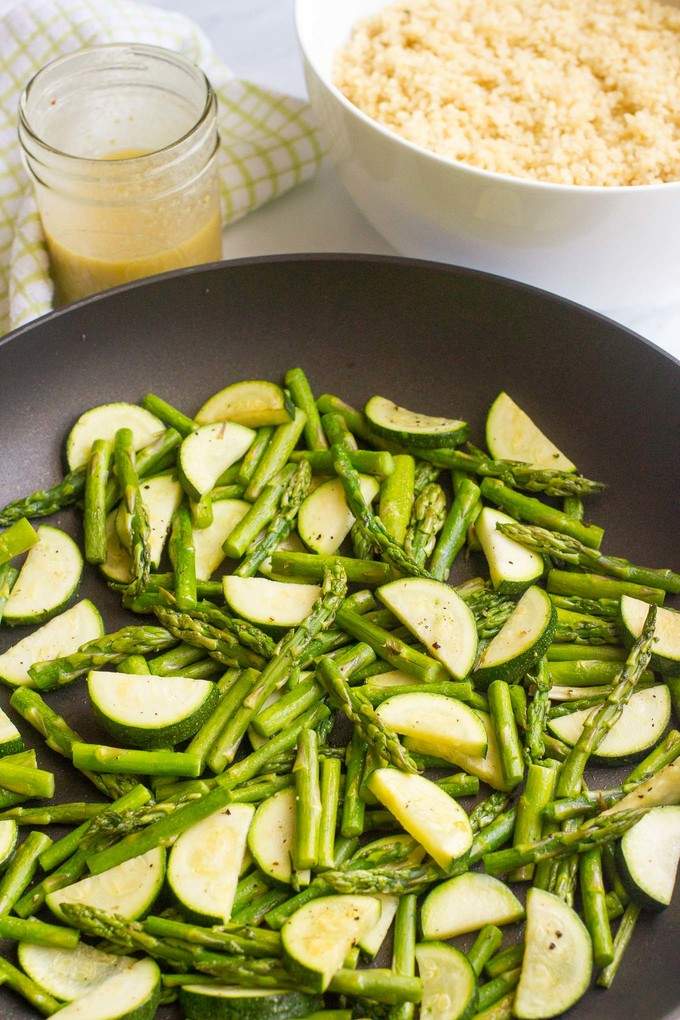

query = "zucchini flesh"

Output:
[[406, 710, 509, 792], [100, 511, 134, 584], [195, 380, 291, 427], [0, 599, 103, 688], [475, 507, 543, 594], [357, 893, 399, 957], [605, 760, 680, 815], [3, 526, 83, 625], [179, 985, 324, 1020], [88, 671, 219, 748], [377, 577, 478, 680], [376, 692, 487, 757], [364, 395, 468, 448], [248, 787, 308, 886], [548, 686, 671, 762], [118, 473, 182, 567], [421, 872, 524, 939], [48, 957, 160, 1020], [367, 768, 472, 868], [179, 423, 255, 498], [168, 804, 254, 923], [297, 475, 379, 555], [281, 894, 381, 991], [620, 595, 680, 676], [415, 941, 477, 1020], [0, 706, 23, 757], [475, 585, 555, 686], [514, 888, 591, 1019], [617, 805, 680, 909], [0, 819, 18, 868], [192, 499, 249, 581], [485, 392, 575, 472], [223, 575, 321, 628], [17, 942, 136, 1002], [365, 669, 416, 688], [66, 403, 163, 471], [47, 847, 165, 922]]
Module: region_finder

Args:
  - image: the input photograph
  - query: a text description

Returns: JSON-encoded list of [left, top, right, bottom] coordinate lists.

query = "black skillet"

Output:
[[0, 254, 678, 1019]]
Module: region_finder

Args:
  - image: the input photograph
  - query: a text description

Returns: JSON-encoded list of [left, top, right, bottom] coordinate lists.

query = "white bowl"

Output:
[[296, 0, 680, 313]]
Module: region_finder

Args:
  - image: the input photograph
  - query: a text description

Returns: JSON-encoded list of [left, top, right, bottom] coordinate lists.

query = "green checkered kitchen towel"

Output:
[[0, 0, 324, 334]]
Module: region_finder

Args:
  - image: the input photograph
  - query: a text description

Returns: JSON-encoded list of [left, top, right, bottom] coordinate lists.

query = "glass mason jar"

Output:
[[18, 44, 221, 304]]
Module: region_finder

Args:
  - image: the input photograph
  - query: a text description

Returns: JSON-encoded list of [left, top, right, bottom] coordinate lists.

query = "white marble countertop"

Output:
[[157, 0, 679, 361]]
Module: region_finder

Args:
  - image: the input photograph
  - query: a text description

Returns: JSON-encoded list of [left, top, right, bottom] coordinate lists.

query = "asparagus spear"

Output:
[[245, 408, 306, 501], [511, 762, 558, 881], [379, 454, 415, 545], [547, 568, 666, 605], [225, 464, 296, 558], [549, 594, 619, 618], [72, 742, 202, 777], [0, 802, 107, 825], [141, 393, 196, 436], [556, 605, 656, 798], [143, 915, 280, 957], [0, 563, 18, 624], [498, 523, 680, 594], [116, 653, 150, 674], [480, 478, 604, 548], [553, 618, 621, 646], [114, 427, 151, 596], [596, 903, 641, 988], [469, 793, 512, 832], [0, 762, 54, 799], [9, 688, 139, 799], [341, 730, 366, 838], [336, 606, 447, 683], [170, 504, 197, 609], [292, 448, 395, 478], [148, 641, 205, 674], [360, 681, 473, 706], [84, 438, 113, 564], [235, 427, 272, 486], [0, 830, 52, 913], [475, 968, 521, 1013], [404, 481, 447, 568], [292, 728, 322, 870], [317, 655, 418, 773], [430, 475, 481, 580], [485, 943, 524, 979], [329, 969, 422, 1005], [158, 592, 275, 658], [0, 957, 60, 1016], [271, 551, 391, 586], [487, 680, 524, 788], [0, 517, 38, 566], [525, 658, 551, 762], [0, 914, 79, 949], [152, 605, 265, 670], [467, 925, 504, 978], [317, 755, 342, 869], [483, 808, 647, 876], [28, 625, 175, 690], [235, 460, 311, 577], [579, 846, 614, 967], [285, 368, 328, 450]]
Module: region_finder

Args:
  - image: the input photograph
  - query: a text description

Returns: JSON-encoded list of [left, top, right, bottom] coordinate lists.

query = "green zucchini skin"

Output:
[[179, 986, 323, 1020], [474, 593, 557, 688], [364, 396, 469, 449], [616, 806, 680, 911]]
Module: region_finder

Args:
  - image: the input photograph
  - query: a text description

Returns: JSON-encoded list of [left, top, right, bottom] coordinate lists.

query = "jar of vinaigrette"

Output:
[[18, 44, 221, 304]]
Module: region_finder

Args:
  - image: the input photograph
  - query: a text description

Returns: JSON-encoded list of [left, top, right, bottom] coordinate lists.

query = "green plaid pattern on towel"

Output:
[[0, 0, 323, 333]]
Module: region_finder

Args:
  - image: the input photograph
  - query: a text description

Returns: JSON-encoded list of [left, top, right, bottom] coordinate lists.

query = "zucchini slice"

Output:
[[616, 805, 680, 910], [474, 586, 556, 687], [248, 787, 307, 886], [88, 671, 220, 748], [475, 507, 544, 595], [297, 475, 380, 555], [357, 893, 399, 958], [365, 669, 416, 688], [178, 422, 255, 499], [365, 395, 468, 449], [514, 888, 591, 1019], [0, 819, 18, 868], [367, 768, 473, 869], [116, 473, 182, 567], [195, 380, 292, 428], [0, 706, 23, 757], [192, 498, 250, 581], [100, 512, 134, 584], [377, 577, 478, 680], [223, 576, 321, 628], [17, 942, 136, 1002], [47, 957, 160, 1020], [47, 847, 165, 922], [605, 760, 680, 815], [405, 710, 509, 792], [620, 595, 680, 676], [485, 392, 575, 472], [3, 526, 83, 625], [281, 894, 381, 991], [415, 941, 477, 1020], [548, 685, 671, 763], [179, 986, 324, 1020], [66, 403, 163, 471], [376, 693, 487, 758], [168, 804, 254, 924], [0, 599, 103, 688], [421, 872, 524, 939]]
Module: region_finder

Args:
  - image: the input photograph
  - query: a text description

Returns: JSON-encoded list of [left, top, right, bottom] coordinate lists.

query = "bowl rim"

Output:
[[294, 0, 680, 196]]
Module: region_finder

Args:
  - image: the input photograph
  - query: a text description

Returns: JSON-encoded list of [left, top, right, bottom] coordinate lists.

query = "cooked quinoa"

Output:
[[334, 0, 680, 186]]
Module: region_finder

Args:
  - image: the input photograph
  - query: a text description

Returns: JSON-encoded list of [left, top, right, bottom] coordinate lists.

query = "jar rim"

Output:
[[18, 42, 216, 165]]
